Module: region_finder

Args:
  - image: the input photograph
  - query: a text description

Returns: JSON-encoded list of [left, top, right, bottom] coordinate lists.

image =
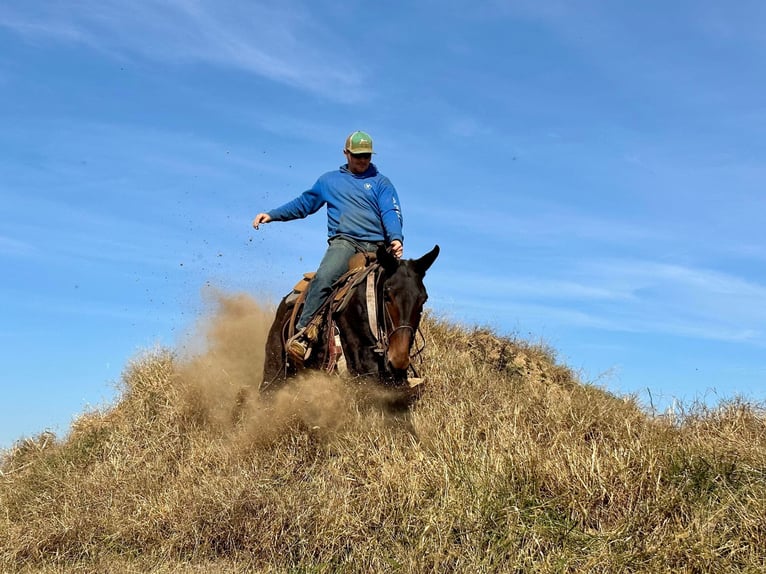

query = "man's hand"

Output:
[[252, 213, 272, 229], [390, 239, 403, 259]]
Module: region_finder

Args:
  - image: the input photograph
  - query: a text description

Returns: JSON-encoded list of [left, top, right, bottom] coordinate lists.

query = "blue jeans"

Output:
[[296, 235, 382, 331]]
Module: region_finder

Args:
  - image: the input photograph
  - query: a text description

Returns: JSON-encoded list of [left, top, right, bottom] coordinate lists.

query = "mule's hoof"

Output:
[[407, 377, 425, 388]]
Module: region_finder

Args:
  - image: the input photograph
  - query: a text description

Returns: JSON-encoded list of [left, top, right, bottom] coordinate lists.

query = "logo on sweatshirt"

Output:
[[392, 196, 402, 222], [364, 183, 372, 190]]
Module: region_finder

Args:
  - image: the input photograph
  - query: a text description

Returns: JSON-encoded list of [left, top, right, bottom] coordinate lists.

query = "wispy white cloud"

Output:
[[0, 1, 363, 101], [242, 112, 352, 150], [0, 116, 335, 278], [435, 272, 633, 303], [690, 2, 766, 51], [1, 287, 169, 323], [431, 257, 766, 345], [2, 117, 294, 182], [584, 259, 766, 323], [2, 205, 189, 271], [447, 116, 493, 139], [485, 0, 766, 124], [412, 199, 666, 246], [0, 7, 85, 43], [0, 235, 37, 257]]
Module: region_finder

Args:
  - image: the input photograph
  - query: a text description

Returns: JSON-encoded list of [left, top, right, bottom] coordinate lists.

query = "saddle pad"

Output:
[[293, 272, 316, 293], [285, 272, 315, 306]]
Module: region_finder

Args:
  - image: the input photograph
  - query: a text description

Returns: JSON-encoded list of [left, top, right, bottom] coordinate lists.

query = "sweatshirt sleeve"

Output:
[[377, 177, 404, 244], [266, 180, 325, 222]]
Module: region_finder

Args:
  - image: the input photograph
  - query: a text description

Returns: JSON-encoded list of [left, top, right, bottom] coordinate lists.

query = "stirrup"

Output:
[[286, 331, 311, 366]]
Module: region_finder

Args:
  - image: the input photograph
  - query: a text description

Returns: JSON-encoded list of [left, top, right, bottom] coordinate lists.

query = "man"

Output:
[[253, 130, 404, 363]]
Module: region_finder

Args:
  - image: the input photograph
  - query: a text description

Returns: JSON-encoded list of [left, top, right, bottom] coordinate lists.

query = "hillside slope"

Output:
[[2, 294, 765, 573]]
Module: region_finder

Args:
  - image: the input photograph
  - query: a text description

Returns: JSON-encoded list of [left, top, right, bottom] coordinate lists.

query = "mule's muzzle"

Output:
[[385, 325, 414, 372]]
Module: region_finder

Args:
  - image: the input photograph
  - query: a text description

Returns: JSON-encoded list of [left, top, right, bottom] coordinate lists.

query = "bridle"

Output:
[[375, 267, 426, 378]]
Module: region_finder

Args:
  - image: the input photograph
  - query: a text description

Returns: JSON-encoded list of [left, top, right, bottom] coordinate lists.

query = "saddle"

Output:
[[283, 251, 382, 372]]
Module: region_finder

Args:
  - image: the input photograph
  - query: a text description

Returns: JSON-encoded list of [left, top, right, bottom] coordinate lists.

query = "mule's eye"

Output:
[[383, 287, 393, 302]]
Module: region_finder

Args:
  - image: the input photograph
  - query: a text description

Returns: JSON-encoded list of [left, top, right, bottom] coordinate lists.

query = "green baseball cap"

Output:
[[344, 131, 375, 154]]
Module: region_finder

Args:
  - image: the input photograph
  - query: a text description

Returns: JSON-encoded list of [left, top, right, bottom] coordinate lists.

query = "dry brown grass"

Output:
[[2, 294, 765, 573]]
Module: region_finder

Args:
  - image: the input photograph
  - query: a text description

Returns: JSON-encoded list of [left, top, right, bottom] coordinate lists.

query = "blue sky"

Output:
[[2, 1, 765, 449]]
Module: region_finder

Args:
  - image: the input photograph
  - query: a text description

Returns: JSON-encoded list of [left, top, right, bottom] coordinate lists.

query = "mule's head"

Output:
[[377, 244, 440, 377]]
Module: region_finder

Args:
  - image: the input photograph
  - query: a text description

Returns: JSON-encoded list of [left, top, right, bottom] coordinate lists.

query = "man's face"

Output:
[[344, 150, 372, 174]]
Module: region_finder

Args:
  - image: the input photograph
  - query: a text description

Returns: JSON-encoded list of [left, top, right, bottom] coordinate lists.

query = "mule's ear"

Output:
[[413, 244, 440, 276], [377, 243, 399, 274]]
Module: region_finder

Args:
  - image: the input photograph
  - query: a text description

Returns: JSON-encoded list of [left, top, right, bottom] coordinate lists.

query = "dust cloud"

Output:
[[171, 290, 398, 446]]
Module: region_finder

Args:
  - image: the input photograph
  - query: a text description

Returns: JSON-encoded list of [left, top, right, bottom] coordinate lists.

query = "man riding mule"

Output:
[[253, 131, 404, 365], [261, 242, 439, 391]]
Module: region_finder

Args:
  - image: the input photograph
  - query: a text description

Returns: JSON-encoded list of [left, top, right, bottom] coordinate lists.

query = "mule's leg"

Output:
[[261, 299, 292, 392]]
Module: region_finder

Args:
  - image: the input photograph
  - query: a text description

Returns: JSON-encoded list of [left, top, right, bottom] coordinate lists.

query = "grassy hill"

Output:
[[2, 294, 765, 573]]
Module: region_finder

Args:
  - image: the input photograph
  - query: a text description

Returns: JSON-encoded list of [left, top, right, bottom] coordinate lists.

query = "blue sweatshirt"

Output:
[[267, 163, 404, 244]]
